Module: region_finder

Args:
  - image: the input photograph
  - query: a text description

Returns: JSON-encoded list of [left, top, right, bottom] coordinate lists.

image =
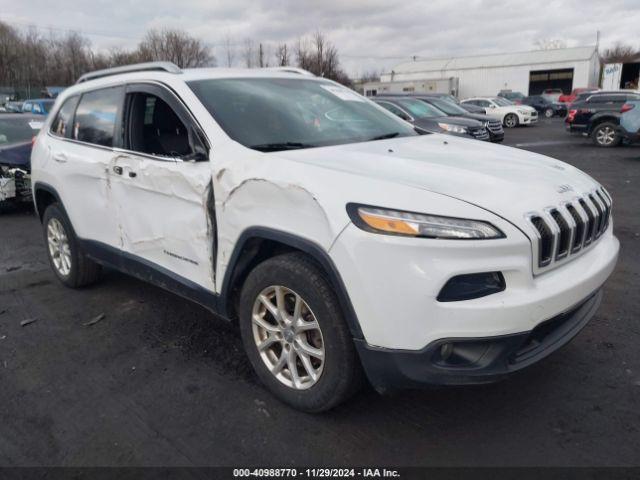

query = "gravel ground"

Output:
[[0, 117, 639, 467]]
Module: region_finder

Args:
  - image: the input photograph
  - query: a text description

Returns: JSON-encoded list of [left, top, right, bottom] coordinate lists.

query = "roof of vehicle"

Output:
[[60, 64, 329, 100], [0, 113, 41, 121], [23, 98, 55, 102]]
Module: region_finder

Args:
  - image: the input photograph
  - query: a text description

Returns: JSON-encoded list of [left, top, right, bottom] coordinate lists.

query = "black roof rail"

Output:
[[76, 62, 182, 84]]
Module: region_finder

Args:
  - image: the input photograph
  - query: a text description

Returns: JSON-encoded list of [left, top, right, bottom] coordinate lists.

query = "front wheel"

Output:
[[239, 253, 363, 412], [544, 108, 554, 118], [504, 113, 519, 128], [591, 122, 621, 147], [42, 203, 102, 287]]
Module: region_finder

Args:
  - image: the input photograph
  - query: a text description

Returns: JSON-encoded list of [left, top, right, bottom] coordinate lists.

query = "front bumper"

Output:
[[355, 290, 602, 389], [521, 114, 538, 125]]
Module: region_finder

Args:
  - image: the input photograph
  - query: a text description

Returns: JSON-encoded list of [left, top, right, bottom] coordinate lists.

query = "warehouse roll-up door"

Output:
[[528, 68, 574, 95]]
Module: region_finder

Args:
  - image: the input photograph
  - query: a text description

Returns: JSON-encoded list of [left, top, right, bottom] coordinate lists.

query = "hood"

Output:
[[276, 134, 599, 230]]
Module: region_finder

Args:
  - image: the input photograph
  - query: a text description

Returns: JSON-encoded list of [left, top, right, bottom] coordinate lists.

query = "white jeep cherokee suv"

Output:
[[461, 97, 538, 128], [31, 62, 619, 411]]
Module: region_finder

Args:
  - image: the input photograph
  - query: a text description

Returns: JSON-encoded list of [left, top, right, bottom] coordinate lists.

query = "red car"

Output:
[[559, 87, 599, 104]]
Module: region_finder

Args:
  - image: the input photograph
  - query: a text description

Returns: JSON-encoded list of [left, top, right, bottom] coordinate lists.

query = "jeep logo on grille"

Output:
[[557, 184, 574, 194]]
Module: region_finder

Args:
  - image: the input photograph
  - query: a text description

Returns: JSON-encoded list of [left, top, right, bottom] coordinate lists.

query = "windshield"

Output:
[[188, 78, 417, 151], [394, 98, 445, 118], [423, 98, 467, 115], [493, 97, 513, 107], [0, 117, 41, 145]]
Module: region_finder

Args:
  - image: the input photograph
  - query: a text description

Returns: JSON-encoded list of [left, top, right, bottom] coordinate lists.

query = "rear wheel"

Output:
[[591, 122, 621, 147], [42, 203, 102, 287], [504, 113, 519, 128], [239, 252, 363, 412], [544, 108, 554, 118]]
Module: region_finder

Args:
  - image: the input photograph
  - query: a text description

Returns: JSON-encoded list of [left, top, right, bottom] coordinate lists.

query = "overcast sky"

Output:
[[1, 0, 639, 77]]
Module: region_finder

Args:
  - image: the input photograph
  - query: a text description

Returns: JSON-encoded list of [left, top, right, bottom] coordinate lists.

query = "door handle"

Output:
[[113, 166, 123, 175], [53, 153, 67, 163]]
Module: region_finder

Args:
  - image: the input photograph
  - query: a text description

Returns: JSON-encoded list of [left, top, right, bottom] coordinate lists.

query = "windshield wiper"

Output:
[[250, 142, 316, 152], [368, 132, 402, 141]]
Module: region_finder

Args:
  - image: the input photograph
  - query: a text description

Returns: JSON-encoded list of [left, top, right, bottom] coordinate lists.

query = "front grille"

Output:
[[470, 127, 490, 141], [487, 120, 503, 134], [527, 188, 612, 271]]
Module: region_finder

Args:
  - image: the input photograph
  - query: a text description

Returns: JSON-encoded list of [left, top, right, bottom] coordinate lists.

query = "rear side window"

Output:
[[74, 87, 123, 147], [50, 96, 79, 138]]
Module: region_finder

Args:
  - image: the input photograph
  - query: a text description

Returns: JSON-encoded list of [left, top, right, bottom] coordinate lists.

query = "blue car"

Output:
[[21, 98, 55, 116], [619, 101, 640, 144]]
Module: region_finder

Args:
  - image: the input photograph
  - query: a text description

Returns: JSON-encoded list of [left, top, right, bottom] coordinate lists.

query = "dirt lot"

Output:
[[1, 118, 639, 467]]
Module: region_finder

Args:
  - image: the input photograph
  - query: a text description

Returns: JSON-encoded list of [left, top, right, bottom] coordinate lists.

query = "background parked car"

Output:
[[541, 88, 564, 103], [0, 114, 42, 209], [558, 87, 599, 104], [416, 92, 487, 114], [497, 90, 525, 104], [619, 101, 640, 144], [520, 95, 567, 118], [461, 97, 537, 128], [415, 95, 504, 142], [3, 101, 24, 113], [21, 99, 55, 115], [373, 97, 490, 140], [565, 91, 640, 147]]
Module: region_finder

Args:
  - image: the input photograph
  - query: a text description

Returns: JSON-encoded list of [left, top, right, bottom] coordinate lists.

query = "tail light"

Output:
[[621, 103, 635, 113], [566, 109, 577, 122]]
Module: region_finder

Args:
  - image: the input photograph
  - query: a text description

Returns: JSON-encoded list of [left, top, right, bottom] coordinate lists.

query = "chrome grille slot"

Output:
[[589, 194, 604, 237], [579, 198, 595, 246], [549, 210, 571, 259], [527, 188, 612, 272], [566, 204, 585, 253], [530, 215, 554, 266], [595, 190, 610, 234]]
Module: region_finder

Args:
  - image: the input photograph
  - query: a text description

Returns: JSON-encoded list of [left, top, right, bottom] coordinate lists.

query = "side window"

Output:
[[50, 96, 79, 138], [32, 103, 42, 114], [126, 92, 193, 158], [478, 100, 491, 107], [74, 87, 123, 147], [22, 103, 32, 113]]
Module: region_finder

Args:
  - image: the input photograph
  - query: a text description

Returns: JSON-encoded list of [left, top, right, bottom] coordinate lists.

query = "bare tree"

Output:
[[242, 38, 256, 68], [295, 31, 352, 86], [358, 69, 380, 83], [534, 38, 567, 50], [601, 43, 640, 63], [138, 28, 214, 68], [222, 34, 236, 67], [275, 43, 290, 66]]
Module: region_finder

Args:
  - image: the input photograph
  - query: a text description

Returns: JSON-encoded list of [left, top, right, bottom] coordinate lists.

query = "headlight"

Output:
[[347, 204, 505, 239], [437, 123, 468, 134], [517, 109, 528, 115]]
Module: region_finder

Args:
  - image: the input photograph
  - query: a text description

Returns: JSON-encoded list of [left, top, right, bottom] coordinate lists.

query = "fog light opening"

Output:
[[440, 343, 454, 361], [437, 271, 506, 302]]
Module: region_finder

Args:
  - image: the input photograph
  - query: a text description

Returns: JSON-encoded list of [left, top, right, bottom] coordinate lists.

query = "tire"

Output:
[[544, 108, 554, 118], [239, 252, 363, 412], [42, 203, 102, 288], [591, 122, 621, 148], [504, 113, 519, 128]]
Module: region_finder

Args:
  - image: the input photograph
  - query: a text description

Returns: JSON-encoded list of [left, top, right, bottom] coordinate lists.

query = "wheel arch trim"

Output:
[[220, 227, 364, 339]]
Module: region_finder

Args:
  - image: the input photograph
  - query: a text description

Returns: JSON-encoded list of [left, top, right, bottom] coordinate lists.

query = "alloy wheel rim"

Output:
[[596, 127, 615, 145], [545, 109, 553, 118], [506, 116, 516, 127], [47, 218, 71, 276], [251, 285, 325, 390]]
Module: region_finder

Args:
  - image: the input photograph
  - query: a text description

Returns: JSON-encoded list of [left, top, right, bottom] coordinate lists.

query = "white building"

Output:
[[366, 46, 600, 98]]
